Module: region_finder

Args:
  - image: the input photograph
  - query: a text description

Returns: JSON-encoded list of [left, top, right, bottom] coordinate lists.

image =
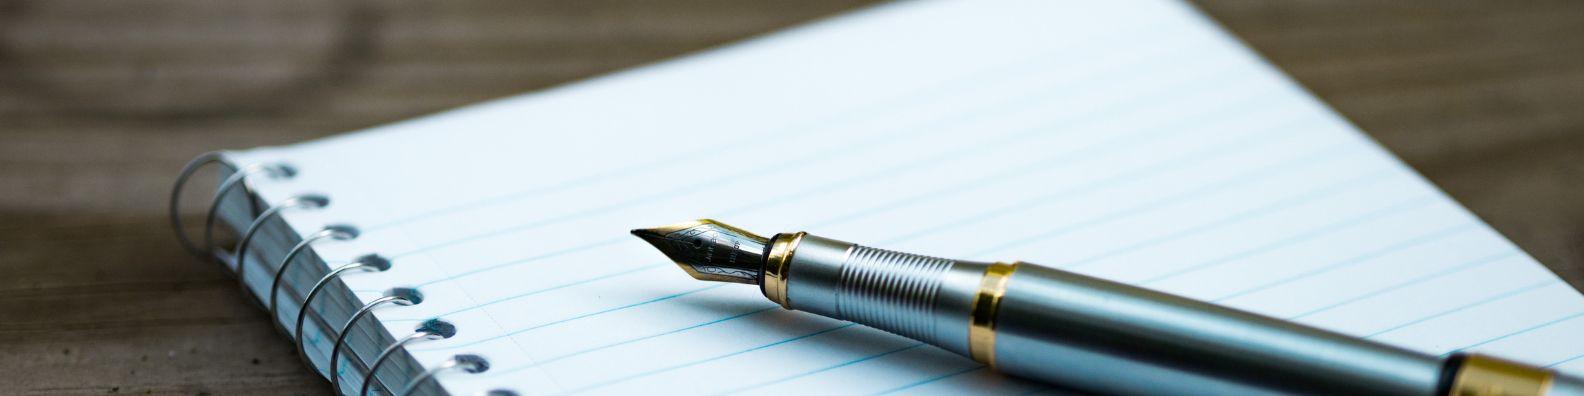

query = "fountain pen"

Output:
[[631, 219, 1584, 395]]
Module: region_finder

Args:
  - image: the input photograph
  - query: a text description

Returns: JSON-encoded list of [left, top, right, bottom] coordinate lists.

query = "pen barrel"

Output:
[[989, 263, 1442, 395], [770, 234, 1584, 396]]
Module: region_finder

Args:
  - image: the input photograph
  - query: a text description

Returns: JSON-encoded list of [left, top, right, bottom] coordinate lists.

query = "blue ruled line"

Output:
[[356, 24, 1172, 234], [1440, 310, 1584, 357], [957, 146, 1357, 256], [558, 324, 860, 395], [1054, 169, 1399, 270], [873, 366, 986, 395], [477, 306, 780, 380], [889, 121, 1341, 251], [373, 46, 1248, 297], [1287, 250, 1519, 319], [380, 263, 669, 322], [353, 237, 633, 291], [419, 237, 631, 287], [367, 63, 1283, 310], [412, 284, 726, 352], [549, 306, 777, 363], [1549, 353, 1584, 368], [1364, 280, 1557, 338], [716, 342, 927, 395], [1211, 220, 1478, 302], [801, 89, 1297, 232], [1138, 195, 1438, 285], [368, 63, 1284, 302], [359, 45, 1256, 298], [378, 39, 1231, 262]]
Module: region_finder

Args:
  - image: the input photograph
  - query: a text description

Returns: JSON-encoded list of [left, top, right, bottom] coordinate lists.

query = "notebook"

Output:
[[187, 0, 1584, 394]]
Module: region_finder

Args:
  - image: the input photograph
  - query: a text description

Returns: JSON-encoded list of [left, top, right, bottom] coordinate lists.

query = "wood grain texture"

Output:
[[0, 1, 1579, 394]]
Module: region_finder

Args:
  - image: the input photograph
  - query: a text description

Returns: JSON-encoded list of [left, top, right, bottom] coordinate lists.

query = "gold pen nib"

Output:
[[630, 219, 769, 285]]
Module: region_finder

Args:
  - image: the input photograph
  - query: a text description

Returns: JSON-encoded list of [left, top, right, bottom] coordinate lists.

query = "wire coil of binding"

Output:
[[170, 152, 246, 258], [361, 319, 458, 396], [171, 153, 488, 395], [232, 193, 329, 306], [400, 354, 491, 396], [203, 162, 297, 262], [269, 224, 360, 336], [295, 253, 393, 374], [331, 287, 424, 393]]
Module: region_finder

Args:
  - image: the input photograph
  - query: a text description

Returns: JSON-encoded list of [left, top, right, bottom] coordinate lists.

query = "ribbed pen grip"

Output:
[[835, 245, 954, 343]]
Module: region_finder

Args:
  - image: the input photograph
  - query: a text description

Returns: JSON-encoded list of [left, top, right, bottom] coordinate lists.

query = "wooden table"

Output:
[[2, 1, 1580, 394]]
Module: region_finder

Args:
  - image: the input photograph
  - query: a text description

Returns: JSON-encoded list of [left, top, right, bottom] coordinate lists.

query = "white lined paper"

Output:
[[228, 0, 1584, 394]]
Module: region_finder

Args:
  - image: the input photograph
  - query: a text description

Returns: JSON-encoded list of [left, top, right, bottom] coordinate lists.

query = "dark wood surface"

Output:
[[2, 1, 1581, 394]]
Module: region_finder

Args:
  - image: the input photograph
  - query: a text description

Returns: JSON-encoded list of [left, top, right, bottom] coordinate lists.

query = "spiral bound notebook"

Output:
[[180, 0, 1584, 394]]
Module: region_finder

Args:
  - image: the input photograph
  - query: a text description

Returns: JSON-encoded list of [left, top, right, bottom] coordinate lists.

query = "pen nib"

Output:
[[631, 219, 769, 285]]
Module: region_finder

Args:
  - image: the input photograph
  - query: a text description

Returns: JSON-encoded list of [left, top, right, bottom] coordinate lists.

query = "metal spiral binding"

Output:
[[269, 224, 360, 336], [203, 162, 297, 260], [232, 193, 330, 307], [295, 254, 392, 375], [400, 354, 491, 396], [170, 152, 240, 258], [331, 287, 425, 393], [360, 319, 458, 396], [170, 152, 290, 259], [171, 153, 478, 395]]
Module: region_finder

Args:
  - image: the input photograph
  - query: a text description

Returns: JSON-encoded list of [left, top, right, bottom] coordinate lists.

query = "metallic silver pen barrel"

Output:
[[765, 233, 1584, 396]]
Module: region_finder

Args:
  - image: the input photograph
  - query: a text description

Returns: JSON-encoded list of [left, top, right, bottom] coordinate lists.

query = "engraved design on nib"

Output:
[[630, 219, 769, 284]]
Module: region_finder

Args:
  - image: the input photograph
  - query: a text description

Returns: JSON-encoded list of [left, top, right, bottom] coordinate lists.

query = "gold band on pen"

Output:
[[1449, 354, 1554, 396], [763, 232, 805, 309], [969, 262, 1019, 366]]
